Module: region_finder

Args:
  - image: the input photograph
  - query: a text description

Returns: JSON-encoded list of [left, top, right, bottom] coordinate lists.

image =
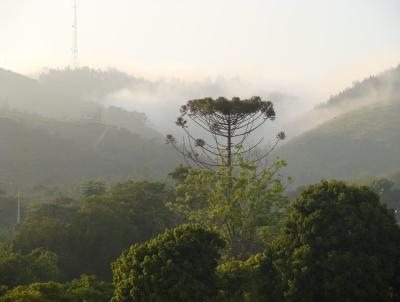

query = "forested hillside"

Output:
[[0, 110, 179, 189], [278, 92, 400, 187]]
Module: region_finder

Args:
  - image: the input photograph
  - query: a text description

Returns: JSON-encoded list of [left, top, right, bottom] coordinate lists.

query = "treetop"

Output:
[[179, 96, 276, 118]]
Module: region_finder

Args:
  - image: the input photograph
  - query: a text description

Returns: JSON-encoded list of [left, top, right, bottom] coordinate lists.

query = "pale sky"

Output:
[[1, 0, 400, 99]]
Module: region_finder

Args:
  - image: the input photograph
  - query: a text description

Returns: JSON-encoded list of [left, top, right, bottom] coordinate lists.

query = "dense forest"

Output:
[[0, 67, 399, 301]]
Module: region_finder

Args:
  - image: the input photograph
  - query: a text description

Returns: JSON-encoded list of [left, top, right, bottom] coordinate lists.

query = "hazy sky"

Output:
[[1, 0, 400, 99]]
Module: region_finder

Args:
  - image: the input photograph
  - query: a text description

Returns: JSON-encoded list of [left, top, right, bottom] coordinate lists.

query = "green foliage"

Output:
[[12, 181, 174, 280], [0, 110, 179, 188], [168, 165, 190, 183], [278, 101, 400, 187], [216, 248, 284, 302], [277, 180, 400, 302], [0, 282, 68, 302], [103, 180, 175, 242], [180, 96, 275, 117], [111, 224, 224, 302], [245, 250, 285, 302], [0, 244, 58, 289], [216, 260, 250, 302], [64, 275, 113, 302], [0, 276, 112, 302], [168, 158, 289, 259], [12, 201, 80, 280]]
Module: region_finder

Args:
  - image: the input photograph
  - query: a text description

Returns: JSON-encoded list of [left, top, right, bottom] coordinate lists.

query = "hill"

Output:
[[0, 110, 180, 190], [319, 64, 400, 110], [277, 101, 400, 187], [0, 68, 160, 139]]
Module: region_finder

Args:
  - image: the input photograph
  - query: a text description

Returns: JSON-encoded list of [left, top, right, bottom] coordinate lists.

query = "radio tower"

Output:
[[72, 0, 79, 69]]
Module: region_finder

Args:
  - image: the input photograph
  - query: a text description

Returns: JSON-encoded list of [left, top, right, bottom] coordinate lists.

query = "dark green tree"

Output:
[[64, 275, 113, 302], [166, 96, 285, 168], [0, 282, 68, 302], [12, 203, 81, 280], [13, 180, 174, 280], [111, 224, 224, 302], [216, 248, 284, 302], [0, 244, 59, 290], [276, 180, 400, 302], [245, 249, 285, 302], [0, 276, 112, 302], [216, 260, 250, 302], [108, 180, 174, 239]]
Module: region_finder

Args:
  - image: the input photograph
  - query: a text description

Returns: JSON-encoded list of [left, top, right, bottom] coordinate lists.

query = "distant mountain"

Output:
[[277, 98, 400, 188], [319, 64, 400, 110], [0, 110, 180, 189], [0, 68, 160, 139]]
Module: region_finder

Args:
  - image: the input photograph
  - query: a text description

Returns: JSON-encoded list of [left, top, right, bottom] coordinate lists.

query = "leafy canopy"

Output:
[[111, 224, 224, 302], [168, 156, 289, 259], [276, 180, 400, 302]]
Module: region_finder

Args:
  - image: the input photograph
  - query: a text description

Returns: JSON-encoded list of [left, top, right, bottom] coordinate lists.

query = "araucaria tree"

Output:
[[167, 97, 289, 259], [166, 96, 285, 168]]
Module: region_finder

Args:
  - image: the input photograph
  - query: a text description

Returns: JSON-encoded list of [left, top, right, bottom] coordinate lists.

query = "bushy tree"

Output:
[[0, 244, 59, 290], [245, 249, 285, 302], [64, 275, 113, 302], [111, 224, 224, 302], [216, 248, 284, 302], [216, 260, 250, 302], [0, 282, 68, 302], [0, 276, 112, 302], [107, 180, 174, 239], [13, 181, 174, 280], [277, 180, 400, 302], [12, 205, 81, 280], [168, 158, 288, 259]]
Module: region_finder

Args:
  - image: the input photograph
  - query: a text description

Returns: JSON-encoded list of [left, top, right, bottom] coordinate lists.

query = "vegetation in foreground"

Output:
[[0, 96, 399, 301]]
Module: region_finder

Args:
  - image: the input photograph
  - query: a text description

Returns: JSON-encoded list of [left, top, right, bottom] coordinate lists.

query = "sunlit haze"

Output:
[[1, 0, 400, 100]]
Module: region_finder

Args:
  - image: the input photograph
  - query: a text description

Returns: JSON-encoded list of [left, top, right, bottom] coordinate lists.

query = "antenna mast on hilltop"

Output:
[[72, 0, 79, 69]]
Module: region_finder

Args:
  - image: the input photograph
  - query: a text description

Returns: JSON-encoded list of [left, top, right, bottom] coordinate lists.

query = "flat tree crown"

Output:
[[167, 96, 285, 169], [179, 96, 276, 120]]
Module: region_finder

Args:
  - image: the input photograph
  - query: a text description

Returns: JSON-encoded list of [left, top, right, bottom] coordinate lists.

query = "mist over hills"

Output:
[[0, 67, 299, 137], [2, 65, 400, 189], [0, 67, 185, 188], [277, 65, 400, 187], [0, 67, 291, 189], [320, 64, 400, 110], [0, 67, 161, 139]]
